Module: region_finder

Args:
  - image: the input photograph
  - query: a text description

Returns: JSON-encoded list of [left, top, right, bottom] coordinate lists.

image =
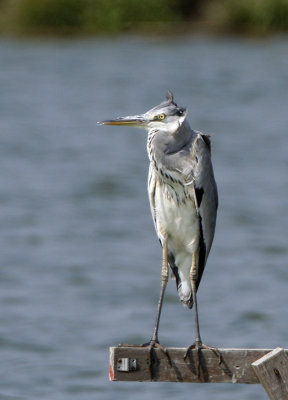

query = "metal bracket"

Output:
[[117, 358, 137, 372]]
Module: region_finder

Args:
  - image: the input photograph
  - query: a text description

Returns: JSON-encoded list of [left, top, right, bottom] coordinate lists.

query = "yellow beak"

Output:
[[98, 115, 149, 127]]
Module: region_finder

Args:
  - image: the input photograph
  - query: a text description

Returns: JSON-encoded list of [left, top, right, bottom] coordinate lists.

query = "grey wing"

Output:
[[190, 133, 218, 287]]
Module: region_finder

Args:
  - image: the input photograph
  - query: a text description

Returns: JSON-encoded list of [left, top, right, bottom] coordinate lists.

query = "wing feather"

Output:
[[191, 134, 218, 289]]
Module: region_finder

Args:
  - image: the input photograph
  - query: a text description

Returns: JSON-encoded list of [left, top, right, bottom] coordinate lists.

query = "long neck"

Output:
[[147, 120, 194, 174]]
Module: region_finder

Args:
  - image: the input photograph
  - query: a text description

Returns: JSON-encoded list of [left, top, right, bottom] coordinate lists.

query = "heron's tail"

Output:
[[184, 298, 193, 309], [177, 282, 193, 309]]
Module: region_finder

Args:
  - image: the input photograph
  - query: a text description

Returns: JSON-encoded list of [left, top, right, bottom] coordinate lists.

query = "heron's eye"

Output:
[[157, 113, 166, 120]]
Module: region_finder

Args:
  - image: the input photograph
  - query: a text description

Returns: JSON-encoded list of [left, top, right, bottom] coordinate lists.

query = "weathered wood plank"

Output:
[[110, 347, 288, 383], [252, 347, 288, 400]]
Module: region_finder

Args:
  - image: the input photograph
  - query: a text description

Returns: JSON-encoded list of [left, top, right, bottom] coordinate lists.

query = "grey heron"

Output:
[[99, 92, 218, 360]]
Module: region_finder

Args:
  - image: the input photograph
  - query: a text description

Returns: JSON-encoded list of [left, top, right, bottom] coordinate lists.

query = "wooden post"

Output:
[[252, 347, 288, 400], [109, 346, 288, 383]]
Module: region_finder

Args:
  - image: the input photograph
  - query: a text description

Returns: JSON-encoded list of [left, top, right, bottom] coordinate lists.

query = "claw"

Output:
[[184, 342, 221, 362], [118, 339, 172, 379], [146, 340, 172, 370], [148, 340, 171, 365], [148, 340, 172, 378], [184, 342, 222, 377]]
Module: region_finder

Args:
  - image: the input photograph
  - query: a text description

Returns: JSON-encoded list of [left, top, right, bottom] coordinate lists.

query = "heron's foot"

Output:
[[148, 339, 172, 367], [119, 340, 167, 352], [184, 341, 222, 364], [147, 339, 168, 353], [118, 340, 165, 350], [119, 340, 171, 378], [184, 341, 222, 377], [118, 340, 171, 365]]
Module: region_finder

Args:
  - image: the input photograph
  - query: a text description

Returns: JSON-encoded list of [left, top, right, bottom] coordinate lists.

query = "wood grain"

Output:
[[109, 347, 288, 383]]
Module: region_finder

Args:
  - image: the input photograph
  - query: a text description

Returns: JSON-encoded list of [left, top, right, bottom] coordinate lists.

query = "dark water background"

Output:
[[1, 35, 288, 399]]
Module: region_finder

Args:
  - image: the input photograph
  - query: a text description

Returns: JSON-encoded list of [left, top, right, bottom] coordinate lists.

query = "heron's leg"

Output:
[[119, 238, 171, 377], [144, 237, 172, 377], [184, 252, 221, 373], [119, 237, 169, 351], [191, 251, 202, 346], [150, 237, 169, 345]]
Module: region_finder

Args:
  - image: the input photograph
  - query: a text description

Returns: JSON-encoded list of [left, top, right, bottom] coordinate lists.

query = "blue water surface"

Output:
[[1, 35, 288, 399]]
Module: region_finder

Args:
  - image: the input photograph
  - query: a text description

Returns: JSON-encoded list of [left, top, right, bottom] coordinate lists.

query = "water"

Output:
[[0, 35, 288, 399]]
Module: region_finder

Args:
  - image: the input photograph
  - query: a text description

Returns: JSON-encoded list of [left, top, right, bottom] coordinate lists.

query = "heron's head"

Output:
[[99, 91, 187, 133]]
